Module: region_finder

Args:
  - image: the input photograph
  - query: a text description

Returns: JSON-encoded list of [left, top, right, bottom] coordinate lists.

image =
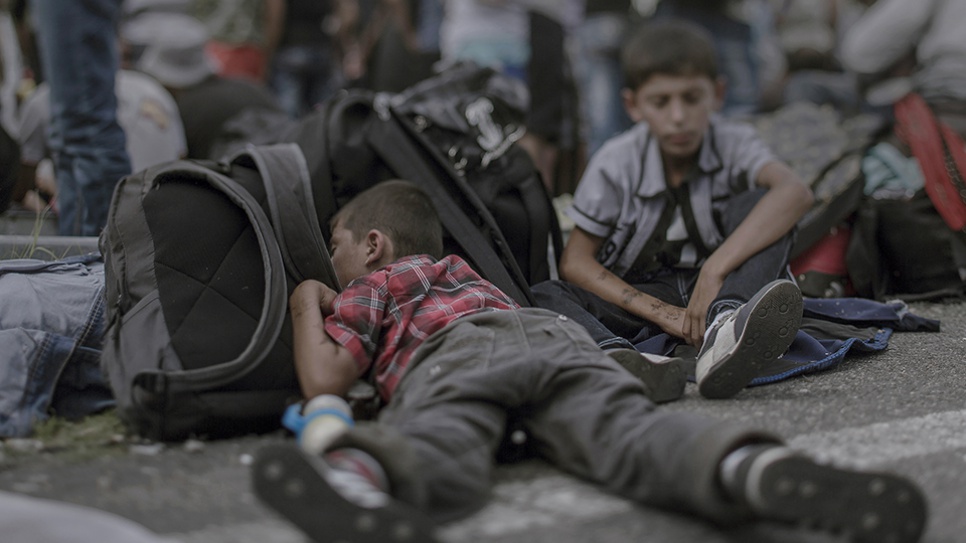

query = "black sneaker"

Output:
[[695, 280, 803, 399], [252, 443, 438, 543], [606, 348, 687, 403], [744, 447, 928, 543]]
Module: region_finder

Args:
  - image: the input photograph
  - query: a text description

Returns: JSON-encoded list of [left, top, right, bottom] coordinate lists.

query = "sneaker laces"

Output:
[[325, 467, 391, 509]]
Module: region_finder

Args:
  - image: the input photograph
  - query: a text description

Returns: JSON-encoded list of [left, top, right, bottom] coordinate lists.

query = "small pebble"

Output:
[[130, 443, 165, 456]]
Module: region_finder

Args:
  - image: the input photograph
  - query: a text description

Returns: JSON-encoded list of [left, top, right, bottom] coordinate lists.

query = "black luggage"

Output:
[[100, 144, 335, 441], [101, 64, 563, 441], [216, 62, 563, 305]]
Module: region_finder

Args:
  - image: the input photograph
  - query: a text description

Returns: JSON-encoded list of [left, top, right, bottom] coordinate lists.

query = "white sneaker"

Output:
[[695, 280, 803, 399]]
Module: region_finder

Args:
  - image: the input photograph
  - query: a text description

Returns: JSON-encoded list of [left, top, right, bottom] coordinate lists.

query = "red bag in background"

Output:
[[791, 223, 854, 298], [894, 93, 966, 232]]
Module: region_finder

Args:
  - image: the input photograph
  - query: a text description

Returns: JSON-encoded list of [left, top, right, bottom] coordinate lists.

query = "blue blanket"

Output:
[[633, 297, 941, 386]]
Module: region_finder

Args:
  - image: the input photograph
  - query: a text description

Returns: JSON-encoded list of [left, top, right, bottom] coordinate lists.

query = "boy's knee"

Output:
[[720, 188, 769, 233]]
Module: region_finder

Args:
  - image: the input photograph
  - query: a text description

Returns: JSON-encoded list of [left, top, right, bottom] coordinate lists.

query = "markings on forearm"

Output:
[[621, 288, 640, 306]]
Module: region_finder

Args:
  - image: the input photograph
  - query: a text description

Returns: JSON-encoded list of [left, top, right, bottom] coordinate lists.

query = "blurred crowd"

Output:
[[0, 0, 963, 228]]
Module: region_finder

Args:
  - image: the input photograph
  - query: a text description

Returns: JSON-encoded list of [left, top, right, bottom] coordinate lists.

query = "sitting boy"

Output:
[[532, 20, 815, 400], [250, 180, 925, 543]]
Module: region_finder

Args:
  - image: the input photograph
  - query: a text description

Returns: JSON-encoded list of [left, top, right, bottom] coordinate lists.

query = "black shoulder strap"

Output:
[[621, 192, 678, 284], [367, 109, 535, 306], [231, 143, 341, 291], [678, 184, 712, 260], [514, 160, 563, 282]]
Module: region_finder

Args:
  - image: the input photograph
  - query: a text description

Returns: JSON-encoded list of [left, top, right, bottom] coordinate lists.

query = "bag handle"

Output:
[[231, 143, 341, 290], [367, 110, 535, 306], [895, 93, 966, 232]]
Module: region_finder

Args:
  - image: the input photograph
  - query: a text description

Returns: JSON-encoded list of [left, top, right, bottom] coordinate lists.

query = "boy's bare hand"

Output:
[[683, 271, 724, 346], [290, 280, 339, 318], [652, 302, 688, 341]]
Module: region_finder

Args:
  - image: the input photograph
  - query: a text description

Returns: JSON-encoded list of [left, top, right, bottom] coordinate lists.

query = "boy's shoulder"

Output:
[[709, 114, 762, 139], [593, 115, 762, 163], [584, 116, 765, 188]]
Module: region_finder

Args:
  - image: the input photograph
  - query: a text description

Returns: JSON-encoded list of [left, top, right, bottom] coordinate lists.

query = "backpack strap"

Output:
[[231, 143, 341, 290], [367, 108, 535, 306], [512, 155, 563, 282]]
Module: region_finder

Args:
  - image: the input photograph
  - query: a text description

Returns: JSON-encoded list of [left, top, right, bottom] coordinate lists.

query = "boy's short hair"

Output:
[[332, 180, 444, 259], [621, 19, 719, 91]]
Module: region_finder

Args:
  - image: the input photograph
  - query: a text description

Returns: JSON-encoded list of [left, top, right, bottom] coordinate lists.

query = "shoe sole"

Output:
[[746, 449, 927, 543], [607, 350, 687, 403], [698, 280, 803, 399], [252, 443, 438, 543]]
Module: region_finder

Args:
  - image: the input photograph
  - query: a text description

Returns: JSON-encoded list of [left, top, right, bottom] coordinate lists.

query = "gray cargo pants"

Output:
[[333, 308, 779, 525]]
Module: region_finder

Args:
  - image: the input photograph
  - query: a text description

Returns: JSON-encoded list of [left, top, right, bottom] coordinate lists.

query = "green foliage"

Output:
[[9, 205, 61, 260], [7, 411, 130, 464]]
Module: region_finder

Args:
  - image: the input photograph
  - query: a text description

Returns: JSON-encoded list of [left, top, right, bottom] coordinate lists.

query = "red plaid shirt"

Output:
[[323, 254, 521, 401]]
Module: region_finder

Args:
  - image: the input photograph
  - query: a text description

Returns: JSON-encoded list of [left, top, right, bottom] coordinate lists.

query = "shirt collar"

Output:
[[635, 115, 725, 197]]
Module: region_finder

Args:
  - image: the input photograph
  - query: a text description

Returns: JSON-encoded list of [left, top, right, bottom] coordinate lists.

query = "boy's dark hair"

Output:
[[332, 180, 444, 259], [621, 19, 719, 91]]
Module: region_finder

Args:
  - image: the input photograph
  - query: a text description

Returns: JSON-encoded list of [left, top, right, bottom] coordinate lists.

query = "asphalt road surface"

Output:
[[1, 299, 963, 543]]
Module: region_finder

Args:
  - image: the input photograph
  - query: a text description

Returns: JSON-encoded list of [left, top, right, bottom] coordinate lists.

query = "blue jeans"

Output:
[[269, 45, 343, 119], [533, 189, 795, 351], [573, 12, 633, 157], [416, 0, 444, 53], [31, 0, 131, 236], [0, 255, 112, 438]]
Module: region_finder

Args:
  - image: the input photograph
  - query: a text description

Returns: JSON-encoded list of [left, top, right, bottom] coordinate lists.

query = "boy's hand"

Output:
[[290, 280, 340, 317], [289, 279, 360, 399], [654, 303, 688, 341], [684, 271, 724, 346]]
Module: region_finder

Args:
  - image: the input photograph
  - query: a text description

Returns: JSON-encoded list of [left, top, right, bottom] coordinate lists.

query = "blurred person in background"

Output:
[[269, 0, 346, 118], [122, 11, 284, 160], [28, 0, 131, 236], [192, 0, 286, 84]]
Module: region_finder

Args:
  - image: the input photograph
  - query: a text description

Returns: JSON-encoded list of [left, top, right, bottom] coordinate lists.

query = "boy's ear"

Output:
[[713, 77, 727, 111], [622, 88, 644, 123], [365, 229, 395, 268]]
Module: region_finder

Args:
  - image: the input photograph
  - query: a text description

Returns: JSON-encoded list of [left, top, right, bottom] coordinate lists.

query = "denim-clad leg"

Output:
[[336, 309, 778, 525], [706, 189, 795, 321], [0, 255, 111, 438], [31, 0, 131, 236], [270, 45, 343, 119]]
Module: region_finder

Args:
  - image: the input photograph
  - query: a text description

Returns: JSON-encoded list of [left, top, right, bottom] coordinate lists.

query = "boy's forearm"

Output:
[[560, 230, 685, 333], [706, 168, 813, 279], [590, 267, 684, 331], [290, 285, 360, 399]]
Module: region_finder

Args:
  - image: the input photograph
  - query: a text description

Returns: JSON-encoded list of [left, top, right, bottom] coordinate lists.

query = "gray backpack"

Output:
[[99, 144, 338, 441]]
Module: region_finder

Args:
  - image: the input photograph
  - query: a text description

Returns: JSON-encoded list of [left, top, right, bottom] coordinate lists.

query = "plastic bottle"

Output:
[[290, 395, 354, 455]]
